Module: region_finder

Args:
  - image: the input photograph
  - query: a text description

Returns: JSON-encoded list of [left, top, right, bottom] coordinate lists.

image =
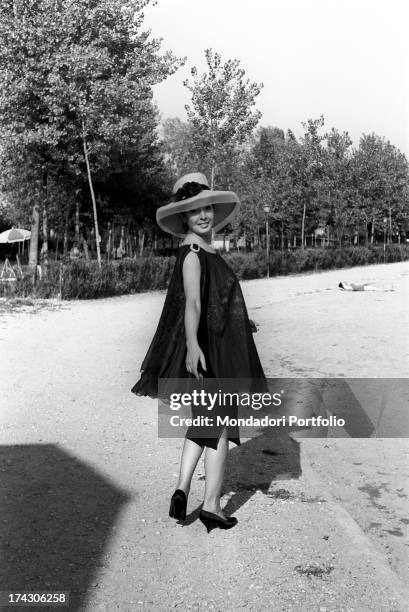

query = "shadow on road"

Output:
[[0, 444, 130, 611], [223, 430, 302, 516]]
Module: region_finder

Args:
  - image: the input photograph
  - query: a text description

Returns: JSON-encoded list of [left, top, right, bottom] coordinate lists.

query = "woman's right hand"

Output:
[[186, 341, 207, 379]]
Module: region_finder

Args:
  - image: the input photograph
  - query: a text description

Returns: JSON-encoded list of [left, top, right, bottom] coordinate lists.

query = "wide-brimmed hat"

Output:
[[156, 172, 240, 237]]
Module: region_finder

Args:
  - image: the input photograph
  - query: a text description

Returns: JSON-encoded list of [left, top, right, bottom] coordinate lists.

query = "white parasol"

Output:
[[0, 228, 31, 243]]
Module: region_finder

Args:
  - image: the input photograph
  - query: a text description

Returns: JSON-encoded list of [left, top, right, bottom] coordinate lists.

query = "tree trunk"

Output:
[[82, 119, 101, 267], [112, 223, 116, 259], [63, 206, 69, 257], [370, 215, 375, 244], [301, 202, 306, 250], [127, 229, 133, 257], [29, 202, 40, 269], [139, 230, 145, 257], [125, 224, 130, 257], [81, 233, 90, 260], [118, 225, 125, 257], [280, 221, 284, 251], [55, 234, 59, 260], [106, 222, 112, 262], [40, 201, 48, 277], [74, 200, 80, 246], [210, 128, 217, 189]]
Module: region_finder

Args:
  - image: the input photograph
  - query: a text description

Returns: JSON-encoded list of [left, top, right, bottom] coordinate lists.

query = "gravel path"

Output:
[[0, 261, 408, 611]]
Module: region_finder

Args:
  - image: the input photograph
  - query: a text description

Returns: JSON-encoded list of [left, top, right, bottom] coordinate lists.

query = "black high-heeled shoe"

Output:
[[199, 510, 238, 533], [169, 489, 187, 521]]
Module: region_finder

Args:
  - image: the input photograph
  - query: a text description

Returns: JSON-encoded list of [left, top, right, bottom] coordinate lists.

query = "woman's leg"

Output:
[[175, 438, 204, 495], [202, 428, 228, 518]]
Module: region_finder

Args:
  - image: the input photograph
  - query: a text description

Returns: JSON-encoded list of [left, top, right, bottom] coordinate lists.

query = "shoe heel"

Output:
[[199, 515, 218, 533], [169, 489, 187, 521], [199, 510, 238, 532]]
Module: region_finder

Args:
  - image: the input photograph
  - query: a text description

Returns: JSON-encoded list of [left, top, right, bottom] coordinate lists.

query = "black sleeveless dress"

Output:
[[131, 244, 266, 447]]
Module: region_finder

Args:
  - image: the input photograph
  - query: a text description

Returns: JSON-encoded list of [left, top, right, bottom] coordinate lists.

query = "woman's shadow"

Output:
[[223, 429, 303, 515]]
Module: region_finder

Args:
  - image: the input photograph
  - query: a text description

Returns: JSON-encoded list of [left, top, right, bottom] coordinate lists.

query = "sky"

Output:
[[142, 0, 409, 156]]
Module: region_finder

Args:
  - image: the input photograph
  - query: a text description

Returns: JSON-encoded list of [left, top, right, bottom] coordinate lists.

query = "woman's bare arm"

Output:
[[182, 252, 207, 379]]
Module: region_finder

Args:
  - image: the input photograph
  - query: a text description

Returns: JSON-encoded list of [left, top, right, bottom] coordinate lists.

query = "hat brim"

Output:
[[156, 191, 240, 238]]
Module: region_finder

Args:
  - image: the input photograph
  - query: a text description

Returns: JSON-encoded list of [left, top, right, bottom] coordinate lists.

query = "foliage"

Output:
[[352, 133, 409, 243], [321, 127, 355, 245], [183, 49, 263, 187], [162, 111, 409, 249], [225, 245, 409, 277], [2, 246, 408, 299], [161, 118, 201, 179], [1, 3, 407, 258], [0, 0, 184, 260], [220, 118, 409, 247]]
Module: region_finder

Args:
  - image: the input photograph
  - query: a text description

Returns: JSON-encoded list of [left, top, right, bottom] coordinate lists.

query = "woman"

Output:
[[132, 172, 266, 532], [338, 281, 394, 291]]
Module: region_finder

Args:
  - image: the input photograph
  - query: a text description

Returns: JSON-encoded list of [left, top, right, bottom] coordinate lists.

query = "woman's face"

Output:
[[183, 205, 214, 236]]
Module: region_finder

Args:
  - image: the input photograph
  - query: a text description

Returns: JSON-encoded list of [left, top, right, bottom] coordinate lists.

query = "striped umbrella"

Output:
[[0, 228, 31, 243]]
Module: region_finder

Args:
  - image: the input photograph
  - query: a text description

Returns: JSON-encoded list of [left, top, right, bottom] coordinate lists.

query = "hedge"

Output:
[[1, 245, 408, 300]]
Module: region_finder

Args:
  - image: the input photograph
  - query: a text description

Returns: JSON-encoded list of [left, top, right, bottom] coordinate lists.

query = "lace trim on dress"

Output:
[[207, 274, 237, 335]]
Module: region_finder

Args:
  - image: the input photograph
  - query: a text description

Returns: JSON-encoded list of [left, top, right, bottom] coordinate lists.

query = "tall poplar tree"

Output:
[[0, 0, 183, 267], [184, 49, 263, 188]]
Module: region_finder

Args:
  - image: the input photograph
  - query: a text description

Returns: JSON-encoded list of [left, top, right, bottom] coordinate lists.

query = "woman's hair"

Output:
[[171, 181, 209, 202], [179, 212, 189, 231]]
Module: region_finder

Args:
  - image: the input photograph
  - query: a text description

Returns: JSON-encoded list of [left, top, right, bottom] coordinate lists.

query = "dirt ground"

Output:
[[0, 261, 408, 611]]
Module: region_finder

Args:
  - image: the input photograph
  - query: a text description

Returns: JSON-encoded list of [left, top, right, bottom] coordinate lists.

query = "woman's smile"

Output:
[[184, 205, 215, 236]]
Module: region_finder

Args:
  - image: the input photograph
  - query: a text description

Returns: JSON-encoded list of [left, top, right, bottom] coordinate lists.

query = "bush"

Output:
[[223, 251, 265, 279], [0, 256, 176, 300], [1, 245, 408, 299], [225, 245, 409, 279]]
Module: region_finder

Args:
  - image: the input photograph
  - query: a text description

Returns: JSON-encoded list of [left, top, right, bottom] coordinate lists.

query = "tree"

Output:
[[0, 0, 183, 267], [251, 127, 291, 249], [300, 115, 325, 249], [161, 118, 201, 179], [353, 134, 409, 244], [184, 49, 263, 188], [323, 128, 354, 246]]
